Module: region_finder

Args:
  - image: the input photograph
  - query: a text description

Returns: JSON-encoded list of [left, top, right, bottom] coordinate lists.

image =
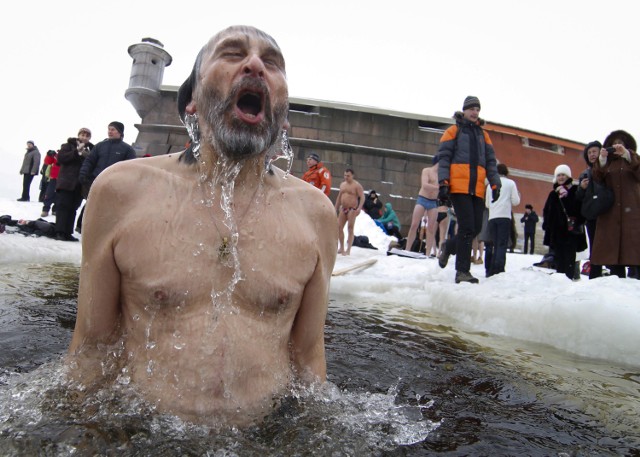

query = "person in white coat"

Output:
[[485, 163, 520, 276]]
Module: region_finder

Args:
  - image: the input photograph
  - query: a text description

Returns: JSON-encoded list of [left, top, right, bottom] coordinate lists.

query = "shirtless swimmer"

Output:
[[66, 26, 338, 426]]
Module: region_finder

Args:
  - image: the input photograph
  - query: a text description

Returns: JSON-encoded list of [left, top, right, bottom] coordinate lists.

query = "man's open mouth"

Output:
[[235, 89, 265, 123]]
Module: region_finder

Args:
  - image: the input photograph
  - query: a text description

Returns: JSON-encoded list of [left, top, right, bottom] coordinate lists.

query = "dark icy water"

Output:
[[1, 263, 639, 456]]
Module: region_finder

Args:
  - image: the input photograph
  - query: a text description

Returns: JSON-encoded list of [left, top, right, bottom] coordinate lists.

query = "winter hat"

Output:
[[27, 141, 35, 146], [369, 189, 377, 196], [582, 140, 602, 166], [178, 47, 205, 123], [603, 130, 637, 152], [463, 95, 481, 111], [307, 152, 320, 162], [554, 164, 572, 182], [78, 127, 92, 137], [108, 121, 125, 136]]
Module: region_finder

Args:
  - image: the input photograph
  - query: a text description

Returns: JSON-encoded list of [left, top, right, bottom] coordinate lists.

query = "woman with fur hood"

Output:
[[542, 165, 587, 280], [591, 130, 640, 279]]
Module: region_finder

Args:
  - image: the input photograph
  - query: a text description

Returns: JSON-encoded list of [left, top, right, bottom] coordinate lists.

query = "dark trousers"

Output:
[[38, 177, 48, 202], [21, 174, 35, 200], [486, 218, 511, 276], [523, 232, 535, 254], [42, 179, 57, 212], [585, 219, 603, 279], [448, 194, 485, 273], [55, 188, 83, 236], [555, 236, 578, 280]]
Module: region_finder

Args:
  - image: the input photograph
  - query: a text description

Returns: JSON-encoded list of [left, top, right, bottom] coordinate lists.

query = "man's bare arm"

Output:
[[68, 172, 124, 355], [334, 186, 343, 212], [421, 168, 439, 194], [290, 200, 337, 383], [356, 183, 365, 211]]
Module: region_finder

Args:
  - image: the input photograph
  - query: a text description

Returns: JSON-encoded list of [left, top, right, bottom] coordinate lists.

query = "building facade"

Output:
[[124, 39, 586, 239]]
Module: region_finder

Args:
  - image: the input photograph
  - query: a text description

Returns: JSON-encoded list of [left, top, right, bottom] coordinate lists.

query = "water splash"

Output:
[[300, 381, 440, 449], [264, 130, 293, 177], [193, 152, 265, 327], [1, 362, 438, 455]]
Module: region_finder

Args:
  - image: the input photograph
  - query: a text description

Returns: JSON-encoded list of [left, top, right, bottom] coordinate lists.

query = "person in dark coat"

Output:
[[591, 130, 640, 279], [576, 140, 605, 278], [55, 128, 94, 241], [79, 121, 136, 192], [17, 141, 41, 201], [363, 189, 383, 220], [520, 204, 539, 254], [542, 164, 587, 279]]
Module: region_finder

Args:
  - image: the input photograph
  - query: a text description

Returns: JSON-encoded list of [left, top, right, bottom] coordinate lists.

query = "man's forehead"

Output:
[[209, 26, 281, 54]]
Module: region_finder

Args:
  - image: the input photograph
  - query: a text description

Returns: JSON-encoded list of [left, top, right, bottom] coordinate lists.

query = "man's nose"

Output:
[[243, 54, 265, 77]]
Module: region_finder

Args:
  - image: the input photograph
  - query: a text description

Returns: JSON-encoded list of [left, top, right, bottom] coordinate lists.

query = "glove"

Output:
[[437, 185, 450, 204], [491, 187, 500, 203]]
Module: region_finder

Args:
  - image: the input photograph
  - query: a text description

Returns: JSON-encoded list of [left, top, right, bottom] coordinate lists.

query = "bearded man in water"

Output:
[[67, 25, 337, 426]]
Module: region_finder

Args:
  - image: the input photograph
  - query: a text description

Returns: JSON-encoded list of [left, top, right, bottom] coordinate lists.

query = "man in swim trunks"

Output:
[[405, 156, 440, 255], [335, 168, 365, 255], [66, 26, 338, 426]]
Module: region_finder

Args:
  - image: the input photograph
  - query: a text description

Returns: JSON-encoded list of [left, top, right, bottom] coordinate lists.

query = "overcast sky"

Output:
[[2, 0, 638, 186]]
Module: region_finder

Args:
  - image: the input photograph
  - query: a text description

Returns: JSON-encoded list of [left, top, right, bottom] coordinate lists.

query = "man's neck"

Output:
[[197, 144, 267, 185]]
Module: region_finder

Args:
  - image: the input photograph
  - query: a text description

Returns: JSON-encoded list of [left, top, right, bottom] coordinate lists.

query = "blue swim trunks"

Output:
[[416, 195, 438, 210]]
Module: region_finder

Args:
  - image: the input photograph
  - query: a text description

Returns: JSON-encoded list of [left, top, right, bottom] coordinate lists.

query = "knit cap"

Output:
[[108, 121, 125, 136], [463, 96, 481, 111], [554, 164, 572, 180]]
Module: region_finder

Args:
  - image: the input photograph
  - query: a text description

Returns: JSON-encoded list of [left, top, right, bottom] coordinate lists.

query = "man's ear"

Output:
[[283, 118, 290, 130], [185, 100, 197, 115]]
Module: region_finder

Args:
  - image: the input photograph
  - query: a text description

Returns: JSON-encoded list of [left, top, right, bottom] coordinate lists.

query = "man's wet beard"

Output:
[[198, 82, 288, 160]]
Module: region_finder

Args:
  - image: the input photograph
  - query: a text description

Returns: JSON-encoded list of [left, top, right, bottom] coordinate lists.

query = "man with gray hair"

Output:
[[67, 26, 337, 426]]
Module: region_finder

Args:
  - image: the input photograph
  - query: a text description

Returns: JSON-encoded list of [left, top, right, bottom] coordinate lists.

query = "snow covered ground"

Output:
[[1, 177, 639, 368]]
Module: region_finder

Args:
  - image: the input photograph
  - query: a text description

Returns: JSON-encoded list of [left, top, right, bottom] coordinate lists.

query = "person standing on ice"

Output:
[[485, 163, 520, 277], [301, 151, 332, 197], [404, 155, 440, 255], [54, 127, 94, 242], [66, 25, 338, 426], [335, 168, 365, 255], [17, 141, 41, 202], [436, 96, 501, 284], [542, 165, 587, 280]]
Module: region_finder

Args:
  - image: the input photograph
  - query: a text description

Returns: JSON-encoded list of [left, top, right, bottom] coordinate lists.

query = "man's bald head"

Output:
[[178, 26, 285, 122]]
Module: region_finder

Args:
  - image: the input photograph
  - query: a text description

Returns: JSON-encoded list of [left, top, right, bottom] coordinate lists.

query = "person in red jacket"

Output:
[[41, 150, 60, 217], [301, 152, 332, 197]]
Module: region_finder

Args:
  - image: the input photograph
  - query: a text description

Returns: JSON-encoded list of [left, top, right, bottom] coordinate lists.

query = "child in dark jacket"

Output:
[[542, 165, 588, 279]]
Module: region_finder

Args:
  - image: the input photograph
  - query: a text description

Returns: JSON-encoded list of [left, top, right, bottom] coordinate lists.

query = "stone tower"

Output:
[[125, 38, 172, 118]]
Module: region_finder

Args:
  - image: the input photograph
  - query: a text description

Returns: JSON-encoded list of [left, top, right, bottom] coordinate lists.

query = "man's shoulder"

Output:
[[281, 173, 334, 207]]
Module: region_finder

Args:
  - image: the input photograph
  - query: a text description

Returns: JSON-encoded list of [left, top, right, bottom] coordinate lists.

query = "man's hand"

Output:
[[437, 184, 450, 205], [491, 187, 500, 203]]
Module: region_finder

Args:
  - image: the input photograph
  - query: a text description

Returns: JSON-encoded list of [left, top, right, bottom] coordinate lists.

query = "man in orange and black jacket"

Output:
[[436, 96, 501, 284]]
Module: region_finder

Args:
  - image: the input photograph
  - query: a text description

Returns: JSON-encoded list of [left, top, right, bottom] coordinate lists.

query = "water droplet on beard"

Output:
[[146, 342, 156, 350], [133, 314, 140, 321], [173, 342, 185, 350]]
